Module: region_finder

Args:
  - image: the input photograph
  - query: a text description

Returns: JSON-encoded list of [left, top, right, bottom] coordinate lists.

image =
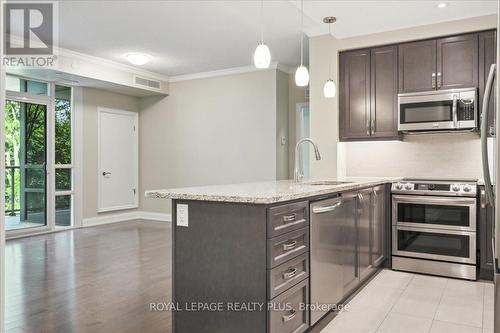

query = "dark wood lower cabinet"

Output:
[[171, 185, 389, 332]]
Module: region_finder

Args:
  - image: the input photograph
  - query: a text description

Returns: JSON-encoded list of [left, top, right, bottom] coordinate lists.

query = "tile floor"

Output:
[[321, 269, 494, 333]]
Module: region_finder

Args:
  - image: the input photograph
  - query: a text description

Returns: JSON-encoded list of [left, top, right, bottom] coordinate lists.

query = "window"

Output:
[[54, 85, 73, 227]]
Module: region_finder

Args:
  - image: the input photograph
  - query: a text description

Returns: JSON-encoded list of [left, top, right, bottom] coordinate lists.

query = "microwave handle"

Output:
[[452, 95, 458, 128]]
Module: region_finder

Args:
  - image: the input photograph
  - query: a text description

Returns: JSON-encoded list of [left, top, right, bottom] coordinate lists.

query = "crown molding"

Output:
[[168, 62, 291, 83]]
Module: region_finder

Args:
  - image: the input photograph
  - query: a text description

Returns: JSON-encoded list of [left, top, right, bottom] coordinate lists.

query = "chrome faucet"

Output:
[[294, 138, 321, 183]]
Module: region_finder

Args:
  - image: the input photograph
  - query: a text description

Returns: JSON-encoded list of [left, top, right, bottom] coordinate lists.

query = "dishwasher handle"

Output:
[[312, 200, 342, 214]]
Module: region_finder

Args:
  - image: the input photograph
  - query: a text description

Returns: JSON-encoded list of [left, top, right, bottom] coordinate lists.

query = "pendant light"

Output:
[[295, 0, 309, 87], [323, 16, 337, 98], [253, 0, 271, 69]]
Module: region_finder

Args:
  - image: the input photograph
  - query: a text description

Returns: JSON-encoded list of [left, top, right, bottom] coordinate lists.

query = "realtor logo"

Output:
[[3, 1, 58, 67]]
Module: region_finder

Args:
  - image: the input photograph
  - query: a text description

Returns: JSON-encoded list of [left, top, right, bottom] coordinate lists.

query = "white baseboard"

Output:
[[138, 211, 171, 222], [82, 211, 171, 227]]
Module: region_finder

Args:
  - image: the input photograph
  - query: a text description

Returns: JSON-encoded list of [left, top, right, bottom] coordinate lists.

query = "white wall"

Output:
[[140, 69, 284, 214], [309, 15, 497, 179], [82, 88, 140, 219]]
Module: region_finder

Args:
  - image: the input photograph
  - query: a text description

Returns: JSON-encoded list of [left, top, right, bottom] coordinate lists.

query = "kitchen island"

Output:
[[146, 177, 398, 333]]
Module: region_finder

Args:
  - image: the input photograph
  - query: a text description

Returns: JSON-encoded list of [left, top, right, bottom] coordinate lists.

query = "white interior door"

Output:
[[98, 107, 138, 212]]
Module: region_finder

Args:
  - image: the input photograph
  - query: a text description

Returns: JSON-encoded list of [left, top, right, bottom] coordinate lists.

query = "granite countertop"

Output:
[[145, 177, 401, 204]]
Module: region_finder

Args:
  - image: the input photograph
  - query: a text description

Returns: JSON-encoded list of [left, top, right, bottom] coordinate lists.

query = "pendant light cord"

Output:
[[260, 0, 264, 43], [300, 0, 304, 66], [328, 22, 332, 78]]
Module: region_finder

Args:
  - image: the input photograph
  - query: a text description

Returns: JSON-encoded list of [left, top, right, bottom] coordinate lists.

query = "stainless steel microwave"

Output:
[[398, 88, 477, 132]]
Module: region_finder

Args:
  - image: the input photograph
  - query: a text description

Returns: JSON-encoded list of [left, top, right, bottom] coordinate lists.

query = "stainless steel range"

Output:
[[391, 179, 477, 280]]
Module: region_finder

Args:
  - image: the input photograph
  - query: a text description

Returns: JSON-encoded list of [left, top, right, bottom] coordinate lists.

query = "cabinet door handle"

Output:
[[371, 119, 375, 135], [432, 73, 436, 89], [282, 213, 296, 223], [102, 172, 111, 176], [282, 309, 297, 322], [283, 267, 298, 280], [366, 118, 370, 136], [437, 72, 442, 89], [282, 240, 297, 251]]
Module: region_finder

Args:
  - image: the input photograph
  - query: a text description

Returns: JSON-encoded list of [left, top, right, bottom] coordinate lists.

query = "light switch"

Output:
[[176, 204, 189, 227]]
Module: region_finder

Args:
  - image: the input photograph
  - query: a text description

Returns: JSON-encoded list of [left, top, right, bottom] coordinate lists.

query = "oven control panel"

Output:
[[391, 181, 477, 197]]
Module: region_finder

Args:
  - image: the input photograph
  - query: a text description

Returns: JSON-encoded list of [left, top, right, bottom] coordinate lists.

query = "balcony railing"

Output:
[[5, 165, 20, 216]]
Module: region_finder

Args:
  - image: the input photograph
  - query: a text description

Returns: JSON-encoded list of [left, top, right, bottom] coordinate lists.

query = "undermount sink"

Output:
[[302, 180, 353, 186]]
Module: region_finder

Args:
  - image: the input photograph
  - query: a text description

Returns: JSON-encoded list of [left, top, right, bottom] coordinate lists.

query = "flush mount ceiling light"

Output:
[[295, 0, 309, 87], [437, 2, 449, 8], [124, 53, 152, 66], [253, 0, 271, 69], [323, 16, 337, 99]]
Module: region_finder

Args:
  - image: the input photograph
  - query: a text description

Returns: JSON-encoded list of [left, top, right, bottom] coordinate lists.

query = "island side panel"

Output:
[[172, 199, 268, 333]]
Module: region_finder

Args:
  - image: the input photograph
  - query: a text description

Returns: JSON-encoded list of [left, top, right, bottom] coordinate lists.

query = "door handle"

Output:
[[312, 201, 341, 214], [481, 64, 496, 206], [452, 95, 458, 128], [436, 72, 442, 89], [431, 72, 436, 89], [102, 172, 111, 176]]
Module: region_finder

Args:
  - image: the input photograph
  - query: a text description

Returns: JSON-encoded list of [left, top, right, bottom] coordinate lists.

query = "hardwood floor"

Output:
[[5, 220, 172, 333]]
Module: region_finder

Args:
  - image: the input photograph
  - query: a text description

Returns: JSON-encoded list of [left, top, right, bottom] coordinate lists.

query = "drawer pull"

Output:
[[282, 309, 297, 322], [283, 267, 298, 279], [282, 240, 297, 251], [282, 213, 297, 223]]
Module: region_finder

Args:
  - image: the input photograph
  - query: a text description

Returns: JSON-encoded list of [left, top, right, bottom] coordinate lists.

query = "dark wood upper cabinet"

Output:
[[398, 40, 436, 93], [479, 30, 497, 137], [339, 49, 371, 140], [340, 30, 493, 141], [371, 46, 398, 138], [437, 34, 478, 90]]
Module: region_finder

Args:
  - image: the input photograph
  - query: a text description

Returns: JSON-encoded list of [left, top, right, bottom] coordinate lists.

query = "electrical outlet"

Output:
[[176, 204, 189, 227]]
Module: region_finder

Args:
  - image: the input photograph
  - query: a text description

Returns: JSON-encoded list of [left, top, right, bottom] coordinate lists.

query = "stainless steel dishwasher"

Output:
[[310, 193, 357, 325]]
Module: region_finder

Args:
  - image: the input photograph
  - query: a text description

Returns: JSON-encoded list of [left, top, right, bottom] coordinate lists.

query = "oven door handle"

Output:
[[394, 225, 475, 235], [392, 195, 476, 206]]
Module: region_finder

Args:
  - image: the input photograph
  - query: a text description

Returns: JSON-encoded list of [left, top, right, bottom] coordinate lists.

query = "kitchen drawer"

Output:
[[268, 278, 309, 333], [269, 253, 309, 299], [268, 201, 309, 238], [268, 227, 309, 268]]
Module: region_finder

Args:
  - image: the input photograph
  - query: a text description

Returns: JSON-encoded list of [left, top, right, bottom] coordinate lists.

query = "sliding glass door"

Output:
[[5, 99, 48, 231], [4, 76, 74, 235]]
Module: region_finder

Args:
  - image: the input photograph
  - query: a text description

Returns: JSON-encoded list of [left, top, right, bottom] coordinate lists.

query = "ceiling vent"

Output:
[[134, 75, 162, 90]]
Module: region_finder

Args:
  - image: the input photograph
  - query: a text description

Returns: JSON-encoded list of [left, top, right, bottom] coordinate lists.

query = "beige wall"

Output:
[[309, 15, 497, 179], [288, 75, 308, 177], [276, 70, 290, 180], [82, 88, 140, 219], [139, 69, 283, 214]]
